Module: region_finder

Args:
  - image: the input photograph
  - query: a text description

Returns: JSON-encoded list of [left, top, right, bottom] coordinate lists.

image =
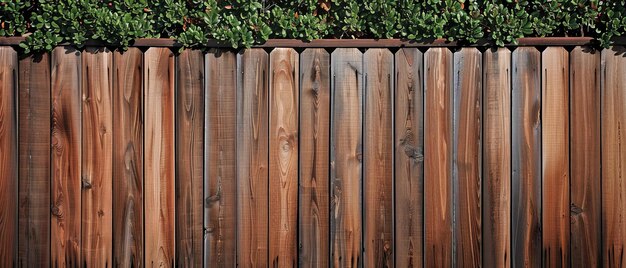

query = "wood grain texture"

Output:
[[236, 48, 269, 268], [51, 46, 82, 267], [330, 48, 363, 268], [541, 47, 569, 268], [569, 46, 601, 267], [511, 47, 542, 268], [602, 46, 626, 267], [299, 48, 330, 268], [452, 47, 482, 268], [482, 48, 511, 268], [269, 48, 299, 267], [394, 48, 424, 268], [176, 49, 204, 267], [18, 53, 51, 267], [205, 50, 238, 267], [112, 48, 144, 267], [363, 48, 394, 268], [0, 47, 17, 267], [424, 47, 453, 268], [144, 47, 176, 267], [81, 47, 113, 267]]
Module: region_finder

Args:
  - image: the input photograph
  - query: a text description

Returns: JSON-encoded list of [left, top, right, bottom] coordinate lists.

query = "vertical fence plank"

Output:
[[363, 48, 394, 267], [176, 49, 204, 267], [542, 47, 569, 268], [144, 47, 175, 266], [570, 46, 601, 267], [511, 47, 542, 268], [424, 47, 453, 267], [18, 52, 51, 267], [0, 47, 17, 266], [113, 48, 144, 267], [394, 48, 424, 268], [205, 49, 238, 266], [237, 48, 269, 267], [51, 46, 82, 267], [602, 46, 626, 267], [330, 48, 363, 267], [299, 48, 330, 268], [81, 47, 113, 266], [269, 47, 299, 267], [453, 47, 482, 267]]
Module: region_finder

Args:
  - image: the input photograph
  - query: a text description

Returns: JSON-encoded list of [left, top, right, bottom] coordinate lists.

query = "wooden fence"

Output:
[[0, 44, 624, 267]]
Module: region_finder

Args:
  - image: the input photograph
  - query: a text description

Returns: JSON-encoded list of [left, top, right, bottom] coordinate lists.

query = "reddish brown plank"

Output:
[[570, 46, 601, 267], [363, 48, 393, 268], [394, 48, 424, 268], [236, 48, 269, 267], [18, 53, 51, 267], [0, 46, 17, 267], [144, 47, 176, 266], [205, 50, 238, 267], [330, 48, 363, 268], [176, 49, 205, 267], [424, 47, 453, 267], [113, 48, 144, 267], [81, 47, 113, 266], [511, 47, 542, 268], [453, 47, 482, 268], [51, 46, 82, 267], [299, 48, 330, 268], [269, 48, 299, 267], [542, 47, 569, 268]]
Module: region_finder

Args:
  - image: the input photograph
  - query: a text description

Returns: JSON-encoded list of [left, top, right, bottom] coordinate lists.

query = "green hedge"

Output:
[[1, 0, 625, 52]]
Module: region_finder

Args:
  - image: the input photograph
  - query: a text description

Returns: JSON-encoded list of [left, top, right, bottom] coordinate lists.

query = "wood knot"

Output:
[[51, 206, 61, 216], [570, 203, 583, 215], [82, 180, 92, 189]]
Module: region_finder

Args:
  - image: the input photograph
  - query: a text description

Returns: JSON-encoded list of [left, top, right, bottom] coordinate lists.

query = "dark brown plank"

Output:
[[299, 48, 330, 268], [205, 49, 238, 267], [144, 47, 176, 266], [0, 46, 17, 267], [176, 49, 204, 267], [363, 48, 394, 268], [570, 46, 601, 267], [542, 46, 569, 268], [18, 53, 51, 267], [51, 46, 82, 267], [113, 48, 144, 267], [511, 47, 542, 268], [236, 48, 269, 267], [452, 47, 482, 268], [394, 48, 424, 268], [81, 47, 113, 266], [424, 47, 453, 267], [330, 48, 363, 268]]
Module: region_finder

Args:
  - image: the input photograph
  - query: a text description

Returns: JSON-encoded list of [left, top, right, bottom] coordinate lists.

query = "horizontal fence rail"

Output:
[[0, 44, 623, 267]]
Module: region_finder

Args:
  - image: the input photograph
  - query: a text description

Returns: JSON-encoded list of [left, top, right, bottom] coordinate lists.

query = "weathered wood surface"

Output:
[[51, 46, 82, 267], [112, 48, 144, 267], [602, 46, 626, 267], [511, 47, 542, 268], [394, 48, 424, 268], [144, 47, 176, 266], [205, 50, 238, 267], [176, 49, 204, 267], [330, 48, 363, 268], [542, 47, 570, 268], [363, 48, 394, 268], [299, 48, 330, 268], [452, 47, 482, 268], [269, 48, 299, 267], [18, 53, 51, 267], [570, 46, 601, 267], [482, 47, 511, 268], [0, 47, 17, 267], [81, 47, 113, 267]]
